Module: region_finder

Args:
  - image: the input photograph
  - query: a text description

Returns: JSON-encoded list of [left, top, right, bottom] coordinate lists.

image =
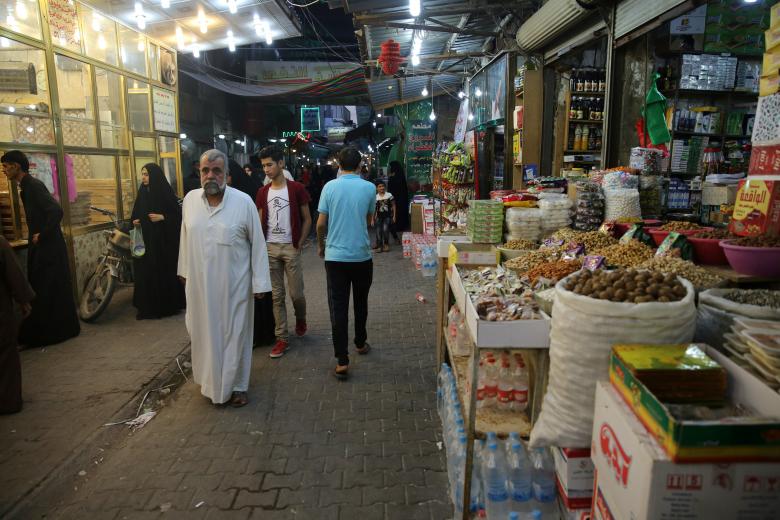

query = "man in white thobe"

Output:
[[178, 149, 271, 406]]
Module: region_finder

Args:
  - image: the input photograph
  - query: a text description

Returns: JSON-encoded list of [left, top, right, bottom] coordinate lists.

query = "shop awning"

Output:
[[179, 57, 370, 104]]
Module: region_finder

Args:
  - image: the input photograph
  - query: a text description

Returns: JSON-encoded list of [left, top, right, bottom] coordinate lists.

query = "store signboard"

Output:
[[152, 87, 177, 133], [406, 121, 436, 185], [326, 126, 352, 143], [301, 107, 320, 132], [48, 0, 80, 51], [454, 99, 469, 143], [670, 4, 706, 34]]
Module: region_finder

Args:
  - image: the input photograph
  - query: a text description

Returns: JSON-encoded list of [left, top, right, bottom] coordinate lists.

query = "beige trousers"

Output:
[[266, 242, 306, 341]]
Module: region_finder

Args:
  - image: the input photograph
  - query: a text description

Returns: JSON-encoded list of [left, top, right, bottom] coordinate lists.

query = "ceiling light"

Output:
[[234, 139, 242, 144], [475, 87, 482, 98], [175, 27, 184, 50], [468, 112, 474, 121], [16, 2, 28, 21], [198, 9, 208, 34], [411, 54, 420, 66], [291, 149, 297, 153], [254, 14, 262, 37], [7, 106, 15, 113], [134, 2, 146, 30], [137, 39, 145, 52], [227, 30, 236, 52], [458, 91, 465, 99], [422, 86, 428, 96], [429, 110, 436, 121], [279, 138, 287, 143], [6, 15, 17, 31], [218, 134, 225, 139], [192, 44, 201, 58], [387, 85, 393, 90], [409, 0, 421, 17], [91, 12, 101, 32], [161, 0, 170, 7], [97, 34, 107, 49], [179, 133, 187, 139], [228, 0, 238, 14], [269, 138, 277, 142], [264, 21, 273, 45], [0, 37, 9, 48], [372, 121, 376, 127]]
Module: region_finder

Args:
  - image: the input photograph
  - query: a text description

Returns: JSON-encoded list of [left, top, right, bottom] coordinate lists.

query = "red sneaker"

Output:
[[295, 320, 307, 337], [269, 340, 289, 358]]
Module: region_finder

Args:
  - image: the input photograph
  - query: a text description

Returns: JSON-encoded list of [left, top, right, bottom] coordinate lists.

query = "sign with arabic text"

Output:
[[152, 87, 177, 133], [405, 120, 436, 185]]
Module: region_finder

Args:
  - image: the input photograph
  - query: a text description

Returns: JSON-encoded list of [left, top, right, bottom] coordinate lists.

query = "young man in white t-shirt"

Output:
[[372, 180, 396, 253], [255, 146, 312, 358]]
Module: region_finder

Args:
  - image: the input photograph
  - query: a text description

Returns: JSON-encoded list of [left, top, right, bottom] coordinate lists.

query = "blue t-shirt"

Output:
[[318, 174, 376, 262]]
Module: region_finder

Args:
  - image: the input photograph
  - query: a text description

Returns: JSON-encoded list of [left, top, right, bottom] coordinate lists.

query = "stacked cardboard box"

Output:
[[553, 446, 594, 519], [750, 2, 780, 174]]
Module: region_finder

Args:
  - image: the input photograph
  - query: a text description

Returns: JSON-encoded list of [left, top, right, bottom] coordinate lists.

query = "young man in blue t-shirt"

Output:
[[316, 146, 376, 379]]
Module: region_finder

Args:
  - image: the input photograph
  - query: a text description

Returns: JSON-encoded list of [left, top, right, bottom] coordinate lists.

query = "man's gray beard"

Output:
[[203, 181, 223, 196]]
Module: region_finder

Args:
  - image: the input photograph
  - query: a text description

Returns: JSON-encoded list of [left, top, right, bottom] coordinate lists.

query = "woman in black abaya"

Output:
[[387, 161, 409, 241], [228, 159, 260, 200], [130, 163, 185, 320]]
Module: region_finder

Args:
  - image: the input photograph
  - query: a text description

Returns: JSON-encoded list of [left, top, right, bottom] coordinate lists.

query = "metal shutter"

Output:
[[615, 0, 687, 39]]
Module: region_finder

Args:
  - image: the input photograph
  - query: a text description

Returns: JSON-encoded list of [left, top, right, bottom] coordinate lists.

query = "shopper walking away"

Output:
[[387, 161, 409, 242], [0, 236, 34, 414], [1, 150, 80, 348], [178, 149, 271, 407], [316, 146, 377, 379], [130, 163, 185, 320], [373, 180, 396, 253], [183, 160, 201, 195], [256, 145, 311, 358]]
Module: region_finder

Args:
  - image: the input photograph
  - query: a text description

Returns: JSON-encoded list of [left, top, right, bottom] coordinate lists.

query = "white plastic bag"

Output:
[[603, 188, 641, 221], [529, 274, 696, 448], [694, 303, 733, 349], [698, 289, 780, 320]]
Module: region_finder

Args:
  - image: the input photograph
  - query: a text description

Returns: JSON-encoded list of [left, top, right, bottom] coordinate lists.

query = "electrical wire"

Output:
[[287, 0, 320, 7]]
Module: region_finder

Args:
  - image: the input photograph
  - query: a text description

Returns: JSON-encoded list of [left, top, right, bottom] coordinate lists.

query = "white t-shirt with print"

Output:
[[267, 185, 292, 244], [375, 192, 394, 216]]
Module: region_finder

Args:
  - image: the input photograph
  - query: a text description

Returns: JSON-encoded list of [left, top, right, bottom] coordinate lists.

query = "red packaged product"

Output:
[[729, 176, 780, 237]]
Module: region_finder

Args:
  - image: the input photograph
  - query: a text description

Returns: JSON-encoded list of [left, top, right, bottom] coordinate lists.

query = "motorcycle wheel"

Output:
[[79, 266, 116, 322]]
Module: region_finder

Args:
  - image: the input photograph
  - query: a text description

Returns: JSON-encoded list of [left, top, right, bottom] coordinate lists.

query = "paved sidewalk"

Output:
[[16, 246, 449, 519], [0, 287, 190, 517]]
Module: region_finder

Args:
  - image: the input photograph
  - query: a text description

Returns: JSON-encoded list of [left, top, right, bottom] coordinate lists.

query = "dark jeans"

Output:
[[375, 215, 392, 247], [325, 259, 373, 365]]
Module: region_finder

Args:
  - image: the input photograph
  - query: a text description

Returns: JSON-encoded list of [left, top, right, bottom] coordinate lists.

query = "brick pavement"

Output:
[[0, 288, 191, 517], [23, 246, 449, 519]]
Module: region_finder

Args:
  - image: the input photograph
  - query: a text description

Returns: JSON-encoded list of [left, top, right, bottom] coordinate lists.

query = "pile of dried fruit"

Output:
[[693, 228, 733, 240], [731, 236, 780, 248], [526, 259, 583, 284], [592, 240, 654, 267], [578, 230, 618, 252], [551, 228, 583, 243], [639, 256, 724, 290], [721, 289, 780, 308], [502, 239, 538, 250], [473, 294, 542, 321], [505, 250, 558, 274], [562, 269, 687, 303], [659, 220, 701, 232]]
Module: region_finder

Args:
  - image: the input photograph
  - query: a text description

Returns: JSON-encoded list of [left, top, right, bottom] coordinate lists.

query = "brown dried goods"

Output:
[[659, 220, 701, 232], [502, 239, 538, 250], [505, 250, 557, 274], [526, 259, 583, 284], [732, 235, 780, 248], [562, 268, 687, 303], [638, 256, 724, 290], [592, 240, 654, 268], [693, 228, 733, 240]]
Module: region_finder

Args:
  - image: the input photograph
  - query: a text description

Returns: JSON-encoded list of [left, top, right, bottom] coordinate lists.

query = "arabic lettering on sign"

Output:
[[152, 88, 177, 133], [405, 120, 436, 184]]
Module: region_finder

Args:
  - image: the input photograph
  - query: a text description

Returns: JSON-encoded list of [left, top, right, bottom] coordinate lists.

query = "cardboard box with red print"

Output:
[[553, 446, 594, 509], [729, 175, 780, 237], [748, 145, 780, 176], [590, 381, 780, 520]]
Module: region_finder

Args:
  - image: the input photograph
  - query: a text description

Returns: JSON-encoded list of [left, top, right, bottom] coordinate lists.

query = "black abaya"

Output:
[[388, 162, 410, 233], [130, 163, 185, 319], [18, 174, 80, 347]]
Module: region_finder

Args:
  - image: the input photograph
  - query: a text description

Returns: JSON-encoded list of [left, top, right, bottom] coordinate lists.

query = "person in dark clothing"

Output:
[[226, 161, 275, 346], [130, 163, 185, 320], [183, 160, 201, 195], [1, 150, 80, 348], [228, 159, 260, 200], [387, 161, 409, 242], [0, 236, 34, 414]]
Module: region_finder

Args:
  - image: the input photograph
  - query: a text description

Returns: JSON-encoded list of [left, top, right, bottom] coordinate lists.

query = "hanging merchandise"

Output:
[[641, 72, 672, 147], [377, 39, 403, 75], [529, 270, 696, 448]]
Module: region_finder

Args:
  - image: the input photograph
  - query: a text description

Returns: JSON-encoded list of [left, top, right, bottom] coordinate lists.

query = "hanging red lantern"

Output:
[[377, 39, 403, 76]]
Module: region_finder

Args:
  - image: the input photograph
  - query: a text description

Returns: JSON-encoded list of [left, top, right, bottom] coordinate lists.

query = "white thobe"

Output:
[[178, 187, 271, 404]]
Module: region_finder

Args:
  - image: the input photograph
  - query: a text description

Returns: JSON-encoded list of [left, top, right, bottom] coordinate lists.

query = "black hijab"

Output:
[[229, 159, 260, 200], [133, 163, 179, 217]]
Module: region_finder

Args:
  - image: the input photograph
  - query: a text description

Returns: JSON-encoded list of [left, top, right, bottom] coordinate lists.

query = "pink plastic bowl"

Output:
[[720, 240, 780, 277]]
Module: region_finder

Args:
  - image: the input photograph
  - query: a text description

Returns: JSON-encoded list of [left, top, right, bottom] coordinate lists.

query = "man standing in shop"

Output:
[[1, 150, 80, 349], [183, 160, 201, 195], [256, 145, 311, 359], [316, 146, 376, 379], [178, 149, 271, 407]]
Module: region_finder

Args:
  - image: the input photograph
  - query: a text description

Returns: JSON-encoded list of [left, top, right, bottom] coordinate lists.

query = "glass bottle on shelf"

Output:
[[599, 69, 606, 92], [576, 99, 584, 120], [581, 125, 590, 151], [589, 98, 597, 120], [570, 69, 578, 93], [583, 69, 591, 92], [574, 124, 583, 151], [588, 126, 597, 150], [569, 97, 578, 120], [576, 70, 584, 92]]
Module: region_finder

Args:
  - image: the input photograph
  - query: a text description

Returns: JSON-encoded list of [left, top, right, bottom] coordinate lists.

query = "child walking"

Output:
[[373, 181, 396, 253]]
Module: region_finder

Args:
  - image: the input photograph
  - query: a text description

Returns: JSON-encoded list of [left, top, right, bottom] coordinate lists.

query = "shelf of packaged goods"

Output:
[[564, 149, 601, 154], [672, 130, 751, 139], [443, 327, 533, 438], [662, 88, 759, 98], [572, 91, 605, 96], [568, 119, 603, 124]]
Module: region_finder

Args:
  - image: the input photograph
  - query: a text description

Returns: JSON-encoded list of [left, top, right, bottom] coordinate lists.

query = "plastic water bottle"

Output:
[[421, 246, 437, 277], [530, 448, 557, 518], [497, 360, 513, 410], [509, 513, 520, 520], [437, 364, 451, 420], [452, 435, 482, 514], [484, 358, 499, 409], [511, 354, 529, 412], [506, 442, 533, 515], [481, 441, 509, 519]]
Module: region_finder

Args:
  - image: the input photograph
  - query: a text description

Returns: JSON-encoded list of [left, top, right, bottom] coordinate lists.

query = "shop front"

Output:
[[0, 0, 181, 295]]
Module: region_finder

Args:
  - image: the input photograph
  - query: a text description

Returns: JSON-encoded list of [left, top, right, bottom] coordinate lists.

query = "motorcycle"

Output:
[[78, 206, 135, 322]]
